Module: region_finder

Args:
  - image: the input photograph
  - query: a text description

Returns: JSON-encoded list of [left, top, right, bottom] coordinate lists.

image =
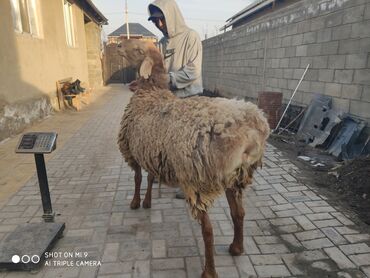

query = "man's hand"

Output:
[[129, 80, 138, 92]]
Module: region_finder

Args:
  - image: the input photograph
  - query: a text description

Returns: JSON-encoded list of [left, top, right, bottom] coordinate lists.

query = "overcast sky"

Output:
[[92, 0, 254, 40]]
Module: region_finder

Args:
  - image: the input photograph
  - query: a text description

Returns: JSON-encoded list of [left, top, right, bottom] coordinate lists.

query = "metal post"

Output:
[[34, 153, 54, 222], [125, 0, 130, 39]]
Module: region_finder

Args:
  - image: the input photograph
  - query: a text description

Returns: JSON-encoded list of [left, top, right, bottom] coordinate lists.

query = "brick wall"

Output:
[[202, 0, 370, 123]]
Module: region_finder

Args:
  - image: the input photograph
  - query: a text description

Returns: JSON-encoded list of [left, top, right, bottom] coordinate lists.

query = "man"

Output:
[[148, 0, 203, 98], [148, 0, 204, 198]]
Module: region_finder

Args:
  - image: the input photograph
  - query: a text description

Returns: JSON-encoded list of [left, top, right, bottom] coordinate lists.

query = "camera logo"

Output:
[[12, 255, 40, 264]]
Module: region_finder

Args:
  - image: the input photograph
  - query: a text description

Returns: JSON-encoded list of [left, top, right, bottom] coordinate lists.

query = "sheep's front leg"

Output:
[[142, 173, 154, 208], [199, 211, 218, 278], [226, 188, 245, 256], [130, 166, 142, 209]]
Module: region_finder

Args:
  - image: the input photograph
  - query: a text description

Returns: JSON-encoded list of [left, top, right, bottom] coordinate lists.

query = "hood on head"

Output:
[[148, 0, 187, 38]]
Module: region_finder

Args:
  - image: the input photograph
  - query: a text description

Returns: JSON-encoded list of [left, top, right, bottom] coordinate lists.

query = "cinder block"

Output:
[[321, 41, 339, 55], [343, 5, 365, 24], [279, 58, 289, 68], [342, 84, 363, 100], [345, 53, 367, 69], [332, 97, 350, 113], [296, 45, 308, 56], [284, 46, 296, 57], [305, 69, 319, 81], [293, 68, 305, 79], [289, 57, 300, 68], [307, 44, 322, 56], [281, 36, 292, 47], [283, 69, 294, 79], [317, 29, 332, 43], [303, 31, 317, 44], [297, 21, 311, 33], [354, 69, 370, 85], [362, 86, 370, 102], [318, 69, 334, 82], [332, 25, 352, 40], [310, 81, 326, 93], [339, 38, 361, 54], [328, 55, 346, 68], [325, 83, 342, 97], [350, 99, 370, 118], [291, 34, 303, 46], [311, 18, 325, 31], [334, 69, 354, 84], [300, 57, 313, 68], [324, 11, 343, 27], [312, 56, 328, 69], [365, 4, 370, 19], [351, 21, 370, 38]]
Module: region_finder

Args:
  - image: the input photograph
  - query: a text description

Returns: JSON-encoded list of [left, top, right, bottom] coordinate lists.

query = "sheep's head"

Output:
[[118, 39, 163, 79]]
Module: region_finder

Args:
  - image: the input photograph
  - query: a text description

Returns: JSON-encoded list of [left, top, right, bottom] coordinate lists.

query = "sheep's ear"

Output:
[[139, 57, 153, 79]]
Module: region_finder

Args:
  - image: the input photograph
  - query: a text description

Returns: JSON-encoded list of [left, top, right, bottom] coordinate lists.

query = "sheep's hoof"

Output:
[[130, 198, 141, 209], [229, 242, 244, 256], [201, 270, 218, 278], [142, 199, 151, 209]]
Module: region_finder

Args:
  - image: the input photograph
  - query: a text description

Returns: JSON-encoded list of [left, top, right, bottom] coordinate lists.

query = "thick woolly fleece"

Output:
[[118, 88, 270, 219]]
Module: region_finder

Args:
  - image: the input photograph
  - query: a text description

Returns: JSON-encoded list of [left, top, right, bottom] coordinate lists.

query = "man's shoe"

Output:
[[175, 190, 185, 199]]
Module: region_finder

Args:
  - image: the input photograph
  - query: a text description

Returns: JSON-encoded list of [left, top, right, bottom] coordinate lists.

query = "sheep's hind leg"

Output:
[[142, 173, 154, 208], [199, 211, 218, 278], [226, 188, 245, 256], [130, 166, 142, 209]]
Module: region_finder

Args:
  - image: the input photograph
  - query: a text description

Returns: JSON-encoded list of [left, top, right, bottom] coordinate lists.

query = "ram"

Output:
[[117, 39, 270, 278]]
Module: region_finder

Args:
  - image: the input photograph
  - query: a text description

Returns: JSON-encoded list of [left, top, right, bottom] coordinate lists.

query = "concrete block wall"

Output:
[[202, 0, 370, 123]]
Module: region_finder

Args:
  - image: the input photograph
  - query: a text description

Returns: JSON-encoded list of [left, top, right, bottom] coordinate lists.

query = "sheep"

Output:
[[117, 39, 270, 278]]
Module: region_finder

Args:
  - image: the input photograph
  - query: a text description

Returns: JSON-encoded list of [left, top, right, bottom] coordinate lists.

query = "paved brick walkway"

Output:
[[0, 85, 369, 278]]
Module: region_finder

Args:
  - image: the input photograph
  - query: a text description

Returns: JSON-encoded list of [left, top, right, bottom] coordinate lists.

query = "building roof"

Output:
[[108, 23, 156, 37], [221, 0, 275, 30], [74, 0, 108, 25]]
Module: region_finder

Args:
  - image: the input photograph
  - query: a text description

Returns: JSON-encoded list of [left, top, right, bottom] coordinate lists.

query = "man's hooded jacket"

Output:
[[148, 0, 203, 98]]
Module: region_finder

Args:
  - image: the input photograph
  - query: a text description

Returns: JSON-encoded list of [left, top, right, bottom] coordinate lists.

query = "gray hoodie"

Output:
[[148, 0, 203, 98]]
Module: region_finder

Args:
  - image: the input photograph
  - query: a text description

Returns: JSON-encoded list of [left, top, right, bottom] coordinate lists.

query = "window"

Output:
[[63, 0, 76, 47], [10, 0, 39, 36]]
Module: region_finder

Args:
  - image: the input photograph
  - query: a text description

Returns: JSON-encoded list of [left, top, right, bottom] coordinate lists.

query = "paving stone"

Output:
[[324, 247, 357, 269], [254, 236, 280, 245], [215, 266, 240, 278], [335, 226, 361, 235], [331, 212, 355, 226], [344, 234, 370, 243], [152, 240, 166, 258], [281, 253, 304, 275], [152, 258, 184, 270], [185, 257, 203, 278], [339, 243, 370, 255], [361, 266, 370, 277], [102, 243, 120, 263], [250, 254, 283, 265], [294, 215, 316, 230], [152, 270, 186, 278], [259, 244, 290, 254], [295, 230, 325, 241], [349, 254, 370, 266], [281, 234, 303, 249], [306, 213, 333, 221], [269, 217, 296, 226], [254, 264, 291, 277], [99, 262, 133, 275], [321, 227, 348, 245], [301, 238, 334, 250], [234, 255, 256, 277]]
